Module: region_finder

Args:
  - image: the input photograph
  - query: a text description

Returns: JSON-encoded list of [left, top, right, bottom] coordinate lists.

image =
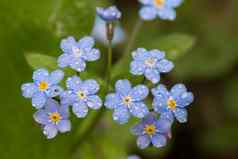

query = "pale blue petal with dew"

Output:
[[145, 68, 160, 84], [129, 102, 149, 118], [57, 120, 71, 133], [46, 85, 63, 97], [149, 50, 165, 60], [66, 76, 82, 91], [104, 93, 121, 109], [21, 83, 38, 98], [60, 36, 77, 54], [176, 92, 194, 108], [156, 119, 172, 134], [113, 105, 130, 124], [72, 101, 89, 118], [69, 57, 86, 72], [130, 60, 146, 75], [86, 95, 102, 110], [32, 92, 47, 109], [151, 134, 167, 148], [81, 79, 100, 95], [137, 135, 151, 149], [170, 83, 187, 98], [139, 6, 157, 21], [151, 84, 170, 97], [58, 53, 74, 68], [173, 108, 187, 123], [32, 68, 49, 82], [152, 94, 168, 113], [33, 110, 49, 125], [156, 59, 174, 73], [129, 85, 149, 101], [43, 124, 58, 139], [83, 48, 100, 61], [96, 6, 121, 22], [132, 48, 148, 60], [115, 79, 132, 96], [130, 122, 144, 136], [78, 36, 95, 50], [49, 69, 64, 85], [157, 8, 176, 20]]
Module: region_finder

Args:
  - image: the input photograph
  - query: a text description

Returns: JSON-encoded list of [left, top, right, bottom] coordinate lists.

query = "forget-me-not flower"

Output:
[[61, 76, 102, 118], [58, 36, 100, 72], [96, 6, 121, 22], [105, 79, 149, 124], [33, 99, 71, 139], [92, 16, 126, 46], [131, 113, 172, 149], [130, 48, 174, 84], [139, 0, 183, 21], [21, 68, 64, 109], [152, 84, 194, 123]]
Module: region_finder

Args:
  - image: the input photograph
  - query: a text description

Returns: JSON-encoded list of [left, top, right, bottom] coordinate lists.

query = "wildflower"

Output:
[[105, 79, 149, 124], [21, 68, 64, 109], [33, 99, 71, 139], [138, 0, 183, 21], [58, 36, 100, 72], [96, 6, 121, 22], [131, 113, 172, 149], [92, 16, 126, 46], [152, 84, 194, 123], [130, 48, 174, 84], [61, 76, 102, 118]]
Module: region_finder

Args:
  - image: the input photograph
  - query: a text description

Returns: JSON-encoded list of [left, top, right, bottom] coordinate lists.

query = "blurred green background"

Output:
[[0, 0, 238, 159]]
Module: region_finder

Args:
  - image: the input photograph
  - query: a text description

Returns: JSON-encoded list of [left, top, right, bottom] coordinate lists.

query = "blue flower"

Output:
[[21, 69, 64, 109], [92, 16, 126, 46], [130, 48, 174, 84], [138, 0, 183, 21], [33, 99, 71, 139], [58, 36, 100, 72], [105, 79, 149, 124], [152, 84, 194, 123], [61, 76, 102, 118], [96, 6, 121, 22], [131, 113, 172, 149]]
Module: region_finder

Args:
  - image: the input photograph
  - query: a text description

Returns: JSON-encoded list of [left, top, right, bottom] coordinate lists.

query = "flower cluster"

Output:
[[21, 1, 193, 151], [21, 36, 102, 139]]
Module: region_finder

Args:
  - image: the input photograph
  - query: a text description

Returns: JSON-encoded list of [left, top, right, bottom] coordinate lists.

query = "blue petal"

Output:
[[45, 99, 59, 113], [156, 59, 174, 73], [86, 95, 102, 110], [176, 92, 194, 108], [33, 110, 49, 125], [131, 123, 144, 136], [145, 68, 160, 84], [158, 8, 176, 21], [69, 58, 86, 72], [113, 105, 130, 124], [43, 124, 58, 139], [21, 83, 38, 98], [166, 0, 183, 8], [149, 50, 165, 60], [32, 92, 47, 109], [60, 90, 77, 105], [137, 135, 151, 149], [142, 113, 157, 125], [129, 85, 149, 101], [83, 48, 100, 61], [132, 48, 148, 61], [49, 69, 64, 85], [33, 68, 49, 82], [59, 104, 70, 119], [129, 102, 149, 118], [115, 79, 132, 96], [170, 83, 187, 98], [58, 54, 73, 68], [156, 119, 172, 134], [82, 79, 100, 95], [46, 85, 63, 97], [72, 101, 88, 118], [66, 76, 82, 91], [173, 108, 187, 123], [130, 60, 146, 75], [151, 134, 167, 148], [160, 111, 174, 122], [139, 6, 157, 21], [96, 6, 121, 21], [104, 93, 121, 109], [78, 36, 95, 49], [57, 120, 71, 133], [60, 36, 77, 54], [152, 84, 170, 97], [152, 95, 168, 113]]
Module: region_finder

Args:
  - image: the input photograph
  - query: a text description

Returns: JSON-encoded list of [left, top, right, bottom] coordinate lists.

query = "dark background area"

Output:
[[0, 0, 238, 158]]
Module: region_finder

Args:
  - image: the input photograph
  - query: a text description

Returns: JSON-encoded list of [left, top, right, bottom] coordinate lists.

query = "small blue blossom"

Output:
[[96, 6, 121, 22], [105, 79, 149, 124], [33, 99, 71, 139], [130, 48, 174, 84], [152, 84, 194, 123], [21, 68, 64, 109], [61, 76, 102, 118], [58, 36, 100, 72], [92, 16, 126, 46], [138, 0, 183, 21], [131, 113, 172, 149]]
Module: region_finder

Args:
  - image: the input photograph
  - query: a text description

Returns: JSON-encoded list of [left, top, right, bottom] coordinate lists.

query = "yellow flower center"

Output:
[[167, 98, 177, 110], [145, 58, 156, 67], [77, 91, 86, 100], [49, 112, 62, 124], [123, 96, 132, 105], [38, 81, 49, 91], [144, 124, 156, 135], [154, 0, 165, 8]]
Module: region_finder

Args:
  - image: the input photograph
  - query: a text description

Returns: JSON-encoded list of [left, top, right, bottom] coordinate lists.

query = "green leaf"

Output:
[[25, 53, 58, 70]]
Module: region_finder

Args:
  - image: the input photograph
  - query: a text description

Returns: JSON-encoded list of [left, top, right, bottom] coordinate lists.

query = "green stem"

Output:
[[107, 40, 112, 91]]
